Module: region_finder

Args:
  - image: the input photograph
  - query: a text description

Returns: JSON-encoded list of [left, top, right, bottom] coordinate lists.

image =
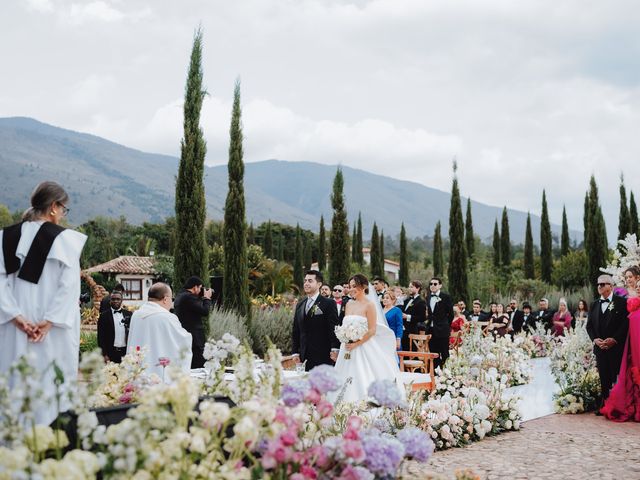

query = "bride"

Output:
[[333, 273, 403, 403]]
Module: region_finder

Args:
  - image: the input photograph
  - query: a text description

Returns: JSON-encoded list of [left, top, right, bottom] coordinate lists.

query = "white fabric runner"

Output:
[[503, 357, 559, 421]]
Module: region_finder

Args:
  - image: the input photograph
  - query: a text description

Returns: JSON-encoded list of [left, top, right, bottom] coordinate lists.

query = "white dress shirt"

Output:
[[112, 309, 126, 347]]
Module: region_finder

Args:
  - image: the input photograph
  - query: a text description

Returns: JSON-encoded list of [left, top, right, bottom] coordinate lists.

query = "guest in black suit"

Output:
[[372, 276, 387, 307], [520, 303, 535, 332], [508, 299, 526, 334], [97, 290, 132, 363], [292, 270, 340, 371], [426, 277, 454, 369], [331, 284, 348, 324], [586, 275, 629, 409], [467, 299, 489, 322], [174, 276, 213, 369], [401, 280, 427, 350], [457, 300, 470, 319], [99, 283, 124, 312], [533, 298, 555, 330]]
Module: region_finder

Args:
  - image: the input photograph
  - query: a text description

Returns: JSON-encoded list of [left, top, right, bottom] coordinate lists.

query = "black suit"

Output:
[[520, 312, 535, 332], [426, 291, 454, 368], [292, 295, 340, 371], [174, 291, 212, 369], [586, 295, 629, 406], [97, 308, 132, 363], [533, 309, 555, 330], [510, 309, 526, 333], [466, 311, 489, 322], [401, 295, 427, 350]]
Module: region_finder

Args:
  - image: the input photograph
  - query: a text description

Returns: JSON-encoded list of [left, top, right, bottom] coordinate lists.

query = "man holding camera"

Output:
[[174, 276, 213, 369]]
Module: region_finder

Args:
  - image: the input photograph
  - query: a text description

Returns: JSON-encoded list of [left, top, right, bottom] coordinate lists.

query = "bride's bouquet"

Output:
[[335, 316, 368, 359]]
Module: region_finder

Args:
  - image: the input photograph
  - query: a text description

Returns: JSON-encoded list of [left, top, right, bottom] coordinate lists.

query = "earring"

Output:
[[50, 211, 56, 216]]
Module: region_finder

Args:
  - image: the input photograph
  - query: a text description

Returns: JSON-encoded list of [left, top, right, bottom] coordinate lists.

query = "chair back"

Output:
[[408, 333, 431, 352], [397, 351, 439, 392]]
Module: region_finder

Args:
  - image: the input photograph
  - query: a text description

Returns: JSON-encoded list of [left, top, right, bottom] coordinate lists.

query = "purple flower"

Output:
[[337, 465, 375, 480], [308, 365, 341, 393], [395, 427, 434, 462], [361, 432, 405, 477], [281, 379, 310, 407], [367, 379, 406, 409]]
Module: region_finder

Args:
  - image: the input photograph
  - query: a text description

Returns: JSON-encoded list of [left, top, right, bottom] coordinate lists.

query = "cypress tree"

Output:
[[618, 175, 631, 240], [293, 224, 304, 289], [492, 220, 501, 268], [500, 207, 511, 266], [586, 176, 609, 293], [370, 223, 382, 277], [356, 212, 364, 265], [247, 222, 255, 245], [174, 28, 208, 291], [351, 224, 358, 262], [329, 168, 350, 285], [304, 234, 313, 270], [277, 231, 284, 261], [263, 221, 273, 258], [447, 163, 469, 301], [379, 230, 385, 277], [318, 215, 327, 272], [630, 191, 639, 237], [561, 206, 570, 256], [433, 221, 444, 277], [223, 80, 250, 318], [399, 223, 408, 286], [465, 198, 475, 259], [583, 191, 590, 252], [540, 190, 553, 283], [524, 213, 535, 279]]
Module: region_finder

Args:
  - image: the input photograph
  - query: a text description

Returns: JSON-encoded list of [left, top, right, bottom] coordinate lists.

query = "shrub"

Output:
[[208, 307, 251, 345], [80, 330, 98, 355], [250, 306, 293, 356]]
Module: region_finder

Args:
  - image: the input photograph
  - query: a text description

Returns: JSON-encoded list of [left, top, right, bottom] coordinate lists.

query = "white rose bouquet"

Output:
[[334, 316, 368, 359]]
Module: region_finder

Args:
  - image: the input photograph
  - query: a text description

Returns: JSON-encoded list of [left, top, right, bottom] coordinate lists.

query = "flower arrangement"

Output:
[[334, 316, 368, 359], [602, 233, 640, 288], [515, 323, 556, 359]]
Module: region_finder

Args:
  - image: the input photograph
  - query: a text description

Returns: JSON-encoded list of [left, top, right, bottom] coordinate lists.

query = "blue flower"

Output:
[[280, 379, 310, 406], [308, 364, 341, 394], [395, 427, 434, 462], [361, 432, 405, 477], [367, 379, 406, 409]]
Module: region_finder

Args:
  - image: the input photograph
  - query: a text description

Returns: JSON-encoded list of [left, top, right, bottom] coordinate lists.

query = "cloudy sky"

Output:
[[2, 0, 639, 239]]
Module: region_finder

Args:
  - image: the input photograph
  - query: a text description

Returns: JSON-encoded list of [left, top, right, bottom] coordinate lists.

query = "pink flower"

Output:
[[300, 465, 318, 479], [280, 429, 297, 447], [343, 439, 365, 462], [157, 357, 170, 367], [123, 382, 135, 393], [274, 446, 291, 463], [261, 453, 277, 470], [119, 391, 133, 404], [305, 388, 321, 404], [343, 416, 363, 440], [136, 345, 141, 351], [316, 399, 333, 418]]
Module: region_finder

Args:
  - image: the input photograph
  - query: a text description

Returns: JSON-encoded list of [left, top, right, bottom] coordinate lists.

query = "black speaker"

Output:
[[210, 276, 223, 307]]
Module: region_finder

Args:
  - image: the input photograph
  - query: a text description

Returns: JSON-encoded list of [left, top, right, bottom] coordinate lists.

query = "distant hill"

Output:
[[0, 117, 581, 243]]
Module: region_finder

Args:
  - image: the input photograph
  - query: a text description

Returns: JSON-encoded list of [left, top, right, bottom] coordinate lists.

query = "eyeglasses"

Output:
[[333, 288, 343, 292], [59, 203, 70, 216], [597, 283, 610, 287], [429, 282, 439, 286]]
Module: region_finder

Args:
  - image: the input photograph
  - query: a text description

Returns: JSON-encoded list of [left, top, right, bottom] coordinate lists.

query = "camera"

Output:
[[79, 293, 91, 304]]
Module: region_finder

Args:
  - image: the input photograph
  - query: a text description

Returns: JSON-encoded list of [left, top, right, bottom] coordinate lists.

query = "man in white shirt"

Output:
[[127, 282, 192, 380], [97, 290, 132, 363]]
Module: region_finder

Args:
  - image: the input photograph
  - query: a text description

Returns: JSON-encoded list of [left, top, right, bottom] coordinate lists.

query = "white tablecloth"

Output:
[[503, 357, 559, 421]]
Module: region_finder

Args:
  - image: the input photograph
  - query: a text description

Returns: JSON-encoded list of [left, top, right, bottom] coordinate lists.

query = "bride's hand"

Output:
[[345, 341, 359, 351]]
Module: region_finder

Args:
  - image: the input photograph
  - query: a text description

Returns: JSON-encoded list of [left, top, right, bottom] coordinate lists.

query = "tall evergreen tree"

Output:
[[524, 213, 535, 279], [329, 168, 350, 285], [540, 190, 553, 283], [277, 231, 284, 261], [304, 235, 313, 270], [351, 224, 358, 262], [583, 191, 590, 253], [500, 207, 511, 266], [370, 223, 382, 277], [465, 198, 475, 259], [447, 163, 469, 301], [318, 215, 327, 272], [293, 224, 304, 289], [492, 220, 501, 268], [433, 221, 444, 277], [630, 191, 639, 237], [247, 222, 255, 245], [223, 81, 250, 317], [263, 221, 274, 258], [379, 230, 385, 277], [399, 223, 409, 286], [618, 175, 631, 240], [356, 212, 364, 265], [561, 206, 570, 256], [586, 176, 609, 293], [174, 28, 208, 290]]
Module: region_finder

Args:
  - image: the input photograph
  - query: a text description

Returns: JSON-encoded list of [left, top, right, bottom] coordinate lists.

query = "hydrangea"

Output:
[[360, 431, 405, 477], [308, 365, 341, 394], [367, 379, 406, 408], [396, 427, 434, 462], [337, 465, 375, 480], [281, 379, 311, 407]]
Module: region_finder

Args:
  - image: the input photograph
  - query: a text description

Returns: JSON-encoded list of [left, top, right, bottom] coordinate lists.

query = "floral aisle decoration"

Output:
[[602, 233, 640, 290], [515, 323, 556, 359], [550, 325, 600, 413]]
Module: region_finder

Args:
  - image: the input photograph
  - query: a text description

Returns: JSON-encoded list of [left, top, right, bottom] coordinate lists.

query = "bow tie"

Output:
[[113, 309, 122, 314], [599, 298, 611, 304], [431, 294, 440, 298]]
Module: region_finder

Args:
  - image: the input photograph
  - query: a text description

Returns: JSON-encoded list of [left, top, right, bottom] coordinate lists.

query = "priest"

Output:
[[127, 282, 193, 380]]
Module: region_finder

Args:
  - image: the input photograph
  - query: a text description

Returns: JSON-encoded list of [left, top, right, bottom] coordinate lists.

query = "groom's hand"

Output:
[[330, 351, 338, 362]]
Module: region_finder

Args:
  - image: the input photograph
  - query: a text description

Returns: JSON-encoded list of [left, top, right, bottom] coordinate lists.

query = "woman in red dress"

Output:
[[601, 278, 640, 421], [449, 305, 467, 347]]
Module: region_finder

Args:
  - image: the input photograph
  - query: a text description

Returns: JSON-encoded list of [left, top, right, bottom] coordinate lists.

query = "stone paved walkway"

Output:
[[401, 414, 640, 479]]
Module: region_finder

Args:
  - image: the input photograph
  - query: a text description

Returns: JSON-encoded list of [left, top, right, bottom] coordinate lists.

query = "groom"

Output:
[[586, 274, 629, 409], [291, 270, 340, 371]]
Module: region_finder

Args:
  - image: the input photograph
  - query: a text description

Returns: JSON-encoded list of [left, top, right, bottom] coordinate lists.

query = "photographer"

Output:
[[174, 276, 212, 369]]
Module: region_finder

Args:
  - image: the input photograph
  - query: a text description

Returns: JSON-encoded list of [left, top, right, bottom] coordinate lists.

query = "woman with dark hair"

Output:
[[575, 299, 589, 326], [0, 181, 87, 425], [333, 273, 402, 402], [623, 266, 640, 298], [487, 303, 509, 337]]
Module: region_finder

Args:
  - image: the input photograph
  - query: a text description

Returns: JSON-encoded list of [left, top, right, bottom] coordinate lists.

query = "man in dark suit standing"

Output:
[[586, 274, 629, 410], [174, 276, 213, 369], [292, 270, 340, 371], [533, 298, 555, 330], [401, 280, 427, 350], [97, 290, 132, 363], [509, 299, 526, 334], [426, 277, 454, 369]]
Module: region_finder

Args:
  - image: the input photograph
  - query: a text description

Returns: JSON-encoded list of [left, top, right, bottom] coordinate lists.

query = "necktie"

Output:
[[306, 298, 314, 314]]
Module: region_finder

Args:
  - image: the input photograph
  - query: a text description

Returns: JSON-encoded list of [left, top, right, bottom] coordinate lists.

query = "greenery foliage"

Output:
[[500, 207, 511, 266], [465, 198, 474, 260], [585, 176, 609, 293], [318, 216, 326, 272], [328, 168, 350, 285], [618, 176, 630, 241], [561, 206, 570, 257], [432, 221, 443, 277], [293, 224, 303, 289], [370, 222, 382, 277], [208, 307, 251, 344], [540, 190, 553, 283], [492, 220, 501, 268], [249, 307, 293, 356], [447, 165, 469, 302], [355, 212, 364, 265], [399, 223, 408, 286], [523, 213, 535, 280], [630, 191, 639, 237]]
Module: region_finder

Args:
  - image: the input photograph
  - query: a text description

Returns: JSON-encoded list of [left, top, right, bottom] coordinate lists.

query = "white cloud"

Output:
[[24, 0, 54, 13]]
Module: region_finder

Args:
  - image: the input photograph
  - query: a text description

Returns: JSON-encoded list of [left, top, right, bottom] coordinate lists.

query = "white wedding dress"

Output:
[[332, 289, 404, 403]]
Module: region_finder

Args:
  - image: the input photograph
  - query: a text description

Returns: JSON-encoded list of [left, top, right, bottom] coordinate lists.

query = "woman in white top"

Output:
[[0, 181, 86, 425]]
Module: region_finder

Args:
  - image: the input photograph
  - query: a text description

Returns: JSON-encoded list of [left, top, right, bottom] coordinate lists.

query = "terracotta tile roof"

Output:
[[84, 256, 157, 275]]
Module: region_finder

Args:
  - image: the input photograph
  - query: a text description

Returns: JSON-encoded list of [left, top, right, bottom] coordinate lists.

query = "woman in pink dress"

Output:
[[551, 298, 573, 336], [601, 278, 640, 422]]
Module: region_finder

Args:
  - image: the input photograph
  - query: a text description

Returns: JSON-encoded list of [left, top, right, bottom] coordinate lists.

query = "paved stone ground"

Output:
[[401, 414, 640, 479]]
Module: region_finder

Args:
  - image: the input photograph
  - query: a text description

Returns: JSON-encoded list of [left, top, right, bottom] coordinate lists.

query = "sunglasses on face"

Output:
[[597, 283, 610, 287], [430, 282, 439, 286], [333, 288, 343, 292]]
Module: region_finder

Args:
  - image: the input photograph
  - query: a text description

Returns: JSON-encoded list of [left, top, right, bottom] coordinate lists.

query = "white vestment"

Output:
[[0, 221, 87, 425], [126, 302, 192, 379]]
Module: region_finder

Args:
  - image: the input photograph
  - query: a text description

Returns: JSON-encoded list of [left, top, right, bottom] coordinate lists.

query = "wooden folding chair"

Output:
[[397, 351, 439, 392], [403, 334, 431, 372]]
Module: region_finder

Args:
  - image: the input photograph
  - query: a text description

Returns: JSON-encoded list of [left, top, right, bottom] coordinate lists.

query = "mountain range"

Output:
[[0, 117, 580, 244]]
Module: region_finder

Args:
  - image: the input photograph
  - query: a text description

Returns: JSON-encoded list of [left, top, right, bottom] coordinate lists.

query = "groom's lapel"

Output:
[[305, 296, 322, 320]]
